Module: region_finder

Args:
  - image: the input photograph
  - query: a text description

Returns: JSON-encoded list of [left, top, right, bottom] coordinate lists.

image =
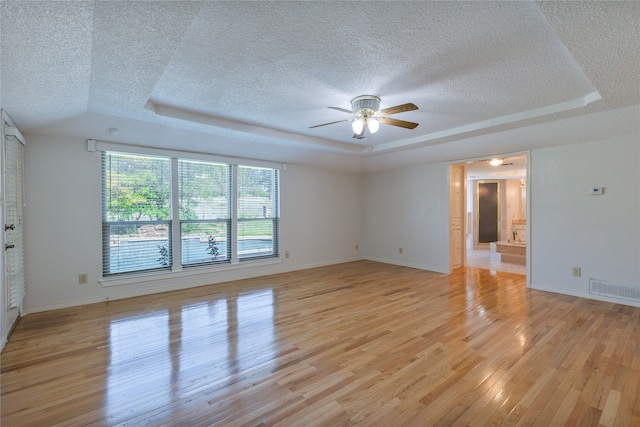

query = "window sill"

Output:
[[99, 257, 282, 287]]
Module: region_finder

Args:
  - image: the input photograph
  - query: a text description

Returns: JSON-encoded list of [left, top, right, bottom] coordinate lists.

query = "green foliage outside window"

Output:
[[105, 154, 171, 224]]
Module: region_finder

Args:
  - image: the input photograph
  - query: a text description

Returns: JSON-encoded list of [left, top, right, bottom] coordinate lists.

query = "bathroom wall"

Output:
[[505, 179, 526, 242]]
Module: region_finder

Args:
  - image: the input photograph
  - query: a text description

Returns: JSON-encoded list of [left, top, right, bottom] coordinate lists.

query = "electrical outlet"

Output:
[[285, 251, 290, 258], [399, 247, 403, 254], [78, 273, 88, 284], [355, 244, 359, 250], [572, 267, 581, 277]]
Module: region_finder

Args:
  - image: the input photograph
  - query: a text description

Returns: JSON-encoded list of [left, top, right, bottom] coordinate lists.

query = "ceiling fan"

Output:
[[310, 95, 419, 139]]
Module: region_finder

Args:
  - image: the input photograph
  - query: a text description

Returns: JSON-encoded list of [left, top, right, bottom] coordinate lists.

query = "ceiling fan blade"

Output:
[[378, 103, 418, 116], [309, 119, 351, 129], [379, 117, 419, 129], [328, 106, 354, 114]]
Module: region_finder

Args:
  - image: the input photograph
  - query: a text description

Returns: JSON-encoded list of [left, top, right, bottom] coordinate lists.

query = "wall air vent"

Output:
[[589, 278, 640, 302]]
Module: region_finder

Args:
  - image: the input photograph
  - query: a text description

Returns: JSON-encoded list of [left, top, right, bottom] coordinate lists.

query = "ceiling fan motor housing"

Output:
[[351, 95, 380, 116]]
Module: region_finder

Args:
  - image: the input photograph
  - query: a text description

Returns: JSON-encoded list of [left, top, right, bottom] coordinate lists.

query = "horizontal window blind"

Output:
[[179, 159, 232, 266], [237, 166, 279, 260], [101, 149, 281, 277], [102, 152, 172, 276]]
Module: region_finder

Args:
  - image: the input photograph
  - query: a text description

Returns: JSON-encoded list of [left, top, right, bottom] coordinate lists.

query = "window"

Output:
[[102, 151, 280, 276], [238, 166, 279, 259], [102, 153, 172, 276], [179, 159, 231, 266]]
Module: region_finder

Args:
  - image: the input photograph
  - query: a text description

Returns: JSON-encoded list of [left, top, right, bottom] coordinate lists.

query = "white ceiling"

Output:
[[1, 1, 639, 172]]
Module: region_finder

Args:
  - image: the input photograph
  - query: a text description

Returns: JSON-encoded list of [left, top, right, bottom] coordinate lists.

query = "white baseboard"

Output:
[[21, 256, 363, 315], [363, 256, 448, 274], [530, 282, 640, 308]]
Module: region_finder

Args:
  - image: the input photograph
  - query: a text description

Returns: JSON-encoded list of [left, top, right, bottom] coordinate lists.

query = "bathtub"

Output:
[[490, 241, 526, 265]]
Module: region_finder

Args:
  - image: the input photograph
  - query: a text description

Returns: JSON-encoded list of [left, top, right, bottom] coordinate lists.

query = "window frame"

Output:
[[98, 142, 282, 280], [101, 152, 173, 277], [237, 165, 280, 262], [178, 159, 233, 268]]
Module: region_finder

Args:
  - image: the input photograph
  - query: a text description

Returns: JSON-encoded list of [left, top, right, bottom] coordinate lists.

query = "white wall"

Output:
[[361, 133, 640, 307], [23, 134, 363, 313], [20, 128, 640, 312], [280, 163, 364, 267], [530, 135, 640, 304], [362, 162, 450, 273]]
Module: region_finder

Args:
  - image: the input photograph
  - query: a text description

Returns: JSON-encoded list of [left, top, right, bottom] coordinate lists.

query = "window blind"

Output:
[[102, 152, 172, 276], [237, 166, 279, 260], [101, 148, 281, 277], [178, 159, 232, 266]]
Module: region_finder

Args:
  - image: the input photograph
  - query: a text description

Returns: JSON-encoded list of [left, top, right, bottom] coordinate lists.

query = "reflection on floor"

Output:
[[467, 248, 526, 275]]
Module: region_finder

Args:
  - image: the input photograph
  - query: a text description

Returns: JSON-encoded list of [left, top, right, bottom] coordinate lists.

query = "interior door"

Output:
[[449, 164, 465, 270], [2, 114, 25, 345], [477, 181, 499, 244]]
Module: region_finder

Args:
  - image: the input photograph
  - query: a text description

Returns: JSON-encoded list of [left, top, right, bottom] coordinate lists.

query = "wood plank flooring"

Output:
[[2, 260, 640, 426]]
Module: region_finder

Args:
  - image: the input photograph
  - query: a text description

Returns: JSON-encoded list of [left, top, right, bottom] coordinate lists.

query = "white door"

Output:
[[2, 114, 25, 345]]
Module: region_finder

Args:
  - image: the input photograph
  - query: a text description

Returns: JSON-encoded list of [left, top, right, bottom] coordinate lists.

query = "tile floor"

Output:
[[466, 247, 526, 275]]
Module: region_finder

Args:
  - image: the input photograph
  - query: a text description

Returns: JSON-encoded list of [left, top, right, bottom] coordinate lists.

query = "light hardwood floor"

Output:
[[2, 261, 639, 426]]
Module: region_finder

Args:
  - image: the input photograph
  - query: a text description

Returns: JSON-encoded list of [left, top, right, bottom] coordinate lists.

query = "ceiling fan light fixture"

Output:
[[489, 158, 504, 166], [367, 117, 380, 134], [352, 117, 365, 135]]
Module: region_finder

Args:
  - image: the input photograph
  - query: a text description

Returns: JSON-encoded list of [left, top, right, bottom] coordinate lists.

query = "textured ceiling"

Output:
[[1, 1, 639, 172]]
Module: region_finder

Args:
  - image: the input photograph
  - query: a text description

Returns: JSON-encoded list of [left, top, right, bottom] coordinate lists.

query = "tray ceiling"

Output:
[[1, 1, 638, 171]]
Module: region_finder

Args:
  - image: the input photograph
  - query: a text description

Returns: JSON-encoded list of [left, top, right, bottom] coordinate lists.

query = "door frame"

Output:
[[449, 151, 532, 288]]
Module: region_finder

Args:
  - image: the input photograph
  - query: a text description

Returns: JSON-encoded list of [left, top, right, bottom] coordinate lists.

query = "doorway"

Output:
[[450, 154, 528, 277]]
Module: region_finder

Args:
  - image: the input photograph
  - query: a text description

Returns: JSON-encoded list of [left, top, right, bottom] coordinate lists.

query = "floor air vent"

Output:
[[589, 278, 640, 302]]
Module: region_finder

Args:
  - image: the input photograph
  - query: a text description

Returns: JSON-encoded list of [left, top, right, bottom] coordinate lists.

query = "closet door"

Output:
[[1, 112, 26, 346], [4, 134, 25, 309]]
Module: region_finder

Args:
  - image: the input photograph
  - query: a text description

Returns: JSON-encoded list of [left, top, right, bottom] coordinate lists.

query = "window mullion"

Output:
[[170, 157, 182, 272], [231, 164, 239, 264]]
